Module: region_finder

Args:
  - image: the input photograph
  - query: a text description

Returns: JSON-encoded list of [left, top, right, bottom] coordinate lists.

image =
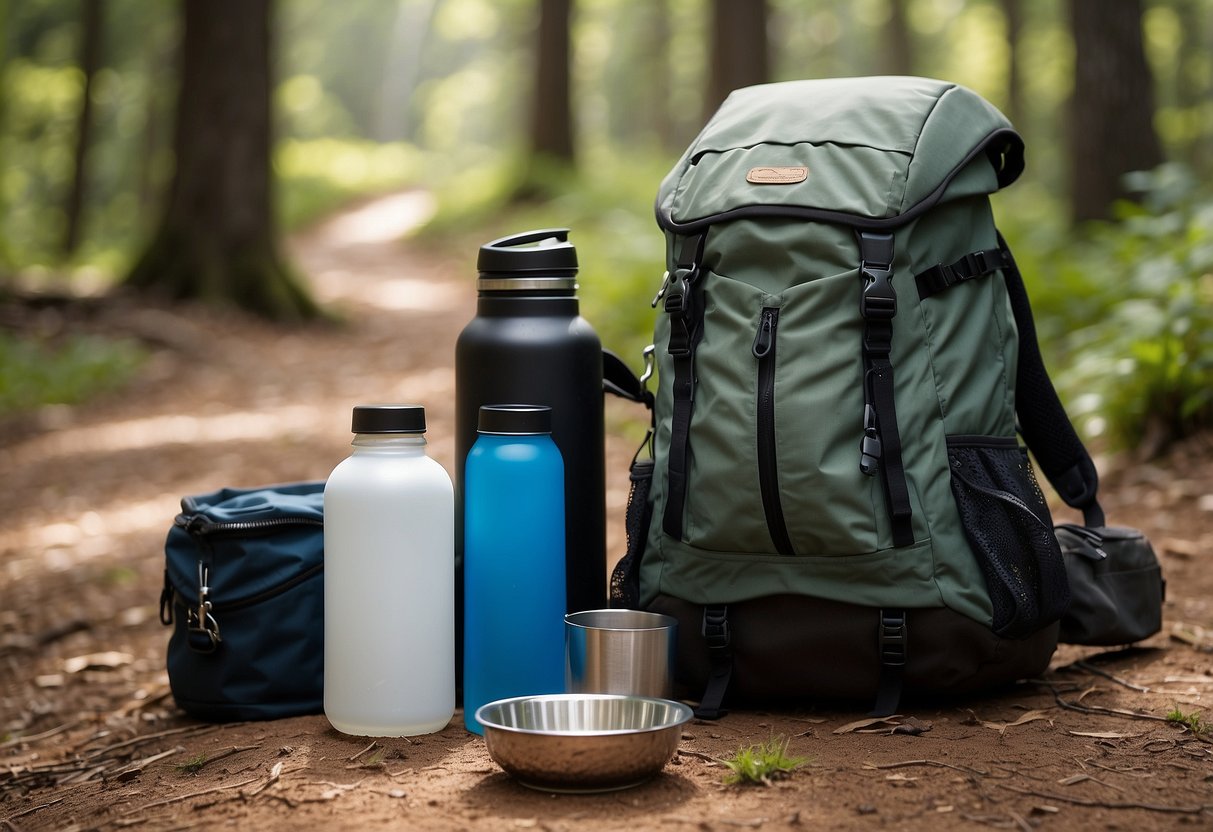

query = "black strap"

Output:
[[914, 248, 1012, 300], [857, 231, 915, 548], [869, 609, 906, 717], [662, 233, 707, 540], [694, 605, 732, 720], [998, 233, 1105, 527], [602, 349, 655, 413]]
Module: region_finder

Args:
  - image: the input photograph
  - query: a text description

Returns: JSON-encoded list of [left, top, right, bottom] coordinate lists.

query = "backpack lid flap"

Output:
[[657, 77, 1023, 232]]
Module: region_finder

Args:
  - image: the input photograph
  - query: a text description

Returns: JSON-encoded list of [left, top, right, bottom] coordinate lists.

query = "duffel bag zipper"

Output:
[[165, 561, 324, 616], [753, 307, 796, 555], [175, 513, 324, 536], [159, 512, 324, 629]]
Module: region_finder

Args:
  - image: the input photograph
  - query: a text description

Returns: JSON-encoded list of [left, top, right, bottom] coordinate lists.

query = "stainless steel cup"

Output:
[[564, 609, 677, 698]]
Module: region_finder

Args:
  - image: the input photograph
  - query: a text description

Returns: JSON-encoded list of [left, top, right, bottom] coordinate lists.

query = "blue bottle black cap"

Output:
[[351, 404, 427, 434], [477, 405, 552, 435]]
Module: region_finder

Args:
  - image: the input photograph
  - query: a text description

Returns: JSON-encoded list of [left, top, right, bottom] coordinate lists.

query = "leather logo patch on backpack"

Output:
[[747, 166, 808, 184]]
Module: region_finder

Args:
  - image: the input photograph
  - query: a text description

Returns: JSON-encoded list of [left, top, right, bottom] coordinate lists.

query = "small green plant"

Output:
[[720, 735, 808, 786], [176, 754, 209, 774], [1166, 707, 1208, 736]]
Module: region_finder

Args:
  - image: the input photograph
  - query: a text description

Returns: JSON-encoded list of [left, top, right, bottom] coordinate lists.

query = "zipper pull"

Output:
[[1056, 523, 1107, 559], [752, 308, 776, 358]]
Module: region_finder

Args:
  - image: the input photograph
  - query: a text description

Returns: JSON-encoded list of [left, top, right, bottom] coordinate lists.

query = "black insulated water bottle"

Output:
[[455, 229, 606, 685]]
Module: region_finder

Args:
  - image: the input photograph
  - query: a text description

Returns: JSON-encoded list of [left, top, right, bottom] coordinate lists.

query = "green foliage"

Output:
[[1166, 707, 1208, 736], [1009, 164, 1213, 452], [175, 754, 208, 775], [420, 148, 669, 373], [0, 332, 146, 416], [720, 735, 808, 786]]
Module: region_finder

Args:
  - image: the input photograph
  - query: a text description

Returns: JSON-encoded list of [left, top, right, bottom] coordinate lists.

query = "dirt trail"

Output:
[[2, 193, 1212, 831]]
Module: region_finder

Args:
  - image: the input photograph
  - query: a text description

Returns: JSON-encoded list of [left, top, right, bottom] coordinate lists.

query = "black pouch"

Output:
[[158, 482, 325, 721], [1056, 524, 1164, 646]]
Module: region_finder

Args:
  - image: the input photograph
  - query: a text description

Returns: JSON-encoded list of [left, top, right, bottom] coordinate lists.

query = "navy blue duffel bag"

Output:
[[158, 482, 325, 721]]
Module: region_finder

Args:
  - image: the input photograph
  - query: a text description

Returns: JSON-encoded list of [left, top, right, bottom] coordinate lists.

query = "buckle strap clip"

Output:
[[861, 262, 897, 320], [702, 605, 731, 650], [878, 610, 906, 667]]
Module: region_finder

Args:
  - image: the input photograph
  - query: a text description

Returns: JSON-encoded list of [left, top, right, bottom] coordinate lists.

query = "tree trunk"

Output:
[[705, 0, 769, 122], [62, 0, 102, 257], [529, 0, 575, 164], [0, 0, 12, 273], [126, 0, 319, 321], [881, 0, 914, 76], [1067, 0, 1164, 224], [1000, 0, 1024, 127]]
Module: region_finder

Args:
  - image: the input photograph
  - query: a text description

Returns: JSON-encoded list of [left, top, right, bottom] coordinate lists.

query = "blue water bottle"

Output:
[[463, 405, 566, 734]]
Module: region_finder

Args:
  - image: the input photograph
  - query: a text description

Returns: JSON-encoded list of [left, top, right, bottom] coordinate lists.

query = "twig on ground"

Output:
[[1042, 684, 1171, 723], [244, 761, 284, 798], [1073, 662, 1152, 693], [121, 776, 261, 815], [0, 721, 78, 749], [85, 723, 223, 759], [4, 797, 66, 820], [178, 745, 260, 774], [998, 783, 1206, 814], [677, 749, 723, 766], [347, 741, 378, 762], [862, 759, 990, 776]]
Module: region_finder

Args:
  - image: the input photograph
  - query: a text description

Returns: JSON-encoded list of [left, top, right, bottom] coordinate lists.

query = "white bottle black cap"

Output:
[[351, 404, 427, 434], [477, 404, 552, 435]]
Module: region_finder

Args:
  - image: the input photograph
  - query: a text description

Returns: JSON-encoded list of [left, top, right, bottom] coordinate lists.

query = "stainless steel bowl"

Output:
[[475, 693, 693, 793]]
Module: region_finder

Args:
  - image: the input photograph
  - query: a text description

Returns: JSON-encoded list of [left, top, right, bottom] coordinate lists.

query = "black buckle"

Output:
[[878, 611, 906, 667], [861, 262, 896, 320], [702, 606, 730, 650]]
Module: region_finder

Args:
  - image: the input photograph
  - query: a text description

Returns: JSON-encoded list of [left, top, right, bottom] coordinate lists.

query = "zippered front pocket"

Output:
[[679, 268, 884, 556], [753, 307, 795, 555]]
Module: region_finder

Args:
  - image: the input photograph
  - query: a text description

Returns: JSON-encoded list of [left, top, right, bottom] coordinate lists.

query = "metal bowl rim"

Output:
[[474, 693, 693, 736]]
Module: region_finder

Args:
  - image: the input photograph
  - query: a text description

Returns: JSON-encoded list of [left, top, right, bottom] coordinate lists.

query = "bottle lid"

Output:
[[477, 229, 578, 292], [477, 404, 552, 435], [351, 404, 426, 434]]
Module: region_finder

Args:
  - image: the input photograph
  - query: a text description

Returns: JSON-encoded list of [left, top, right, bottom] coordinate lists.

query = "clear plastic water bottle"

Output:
[[324, 404, 455, 737], [463, 405, 566, 734]]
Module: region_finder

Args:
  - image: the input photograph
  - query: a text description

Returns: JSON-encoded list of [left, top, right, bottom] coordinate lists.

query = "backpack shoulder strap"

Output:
[[998, 232, 1105, 527]]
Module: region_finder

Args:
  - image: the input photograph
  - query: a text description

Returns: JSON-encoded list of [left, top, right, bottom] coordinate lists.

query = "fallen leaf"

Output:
[[980, 709, 1050, 735], [63, 651, 133, 673], [1160, 537, 1202, 559], [1068, 730, 1145, 739], [890, 717, 932, 736], [834, 716, 903, 734], [1058, 773, 1091, 786]]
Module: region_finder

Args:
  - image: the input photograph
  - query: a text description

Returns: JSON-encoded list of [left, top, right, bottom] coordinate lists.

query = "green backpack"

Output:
[[606, 76, 1107, 718]]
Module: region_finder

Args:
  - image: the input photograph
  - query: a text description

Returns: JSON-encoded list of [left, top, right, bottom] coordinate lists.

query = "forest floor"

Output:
[[1, 192, 1212, 831]]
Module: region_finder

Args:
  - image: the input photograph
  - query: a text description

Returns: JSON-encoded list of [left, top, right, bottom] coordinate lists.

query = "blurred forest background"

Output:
[[0, 0, 1211, 456]]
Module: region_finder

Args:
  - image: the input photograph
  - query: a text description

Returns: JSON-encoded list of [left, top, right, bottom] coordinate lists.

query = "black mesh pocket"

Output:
[[610, 458, 654, 609], [946, 436, 1070, 638]]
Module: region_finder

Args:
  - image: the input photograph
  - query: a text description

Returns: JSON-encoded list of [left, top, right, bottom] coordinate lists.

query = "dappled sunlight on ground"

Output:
[[314, 191, 436, 248]]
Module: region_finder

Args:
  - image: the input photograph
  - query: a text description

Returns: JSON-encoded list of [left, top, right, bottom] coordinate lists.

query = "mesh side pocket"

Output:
[[610, 458, 654, 609], [946, 436, 1069, 638]]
